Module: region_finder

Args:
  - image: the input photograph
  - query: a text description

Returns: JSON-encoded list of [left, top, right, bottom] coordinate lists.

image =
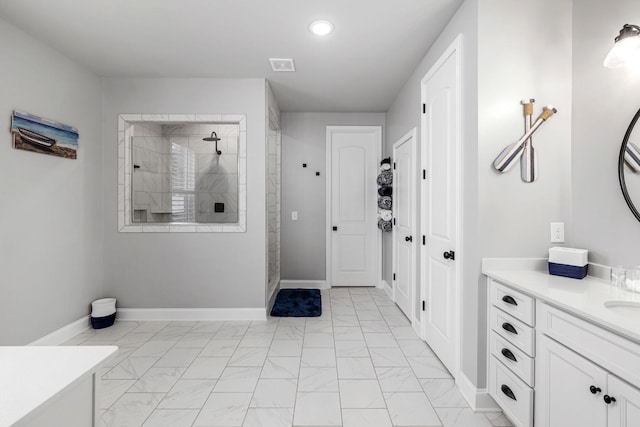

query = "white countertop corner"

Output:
[[482, 259, 640, 344], [0, 345, 117, 426]]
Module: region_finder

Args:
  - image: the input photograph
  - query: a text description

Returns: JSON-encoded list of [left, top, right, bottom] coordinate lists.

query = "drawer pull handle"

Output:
[[501, 295, 518, 306], [502, 322, 518, 335], [604, 395, 616, 404], [590, 385, 602, 395], [501, 384, 517, 401], [501, 348, 517, 362]]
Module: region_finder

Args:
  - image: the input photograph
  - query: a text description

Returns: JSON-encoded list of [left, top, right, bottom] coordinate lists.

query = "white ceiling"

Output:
[[0, 0, 463, 112]]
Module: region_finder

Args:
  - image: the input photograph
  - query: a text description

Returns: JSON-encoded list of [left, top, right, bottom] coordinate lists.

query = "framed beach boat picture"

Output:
[[11, 110, 78, 159]]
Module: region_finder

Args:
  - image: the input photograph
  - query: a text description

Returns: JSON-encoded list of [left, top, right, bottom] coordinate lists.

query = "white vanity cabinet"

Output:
[[535, 333, 607, 427], [536, 302, 640, 427], [485, 271, 640, 427]]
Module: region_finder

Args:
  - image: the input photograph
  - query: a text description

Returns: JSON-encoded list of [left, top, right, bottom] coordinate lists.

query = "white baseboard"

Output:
[[382, 280, 393, 300], [29, 315, 91, 346], [457, 372, 500, 412], [279, 280, 329, 290], [117, 308, 267, 321]]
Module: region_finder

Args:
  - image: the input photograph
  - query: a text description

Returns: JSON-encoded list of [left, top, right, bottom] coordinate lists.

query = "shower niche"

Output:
[[118, 114, 247, 233]]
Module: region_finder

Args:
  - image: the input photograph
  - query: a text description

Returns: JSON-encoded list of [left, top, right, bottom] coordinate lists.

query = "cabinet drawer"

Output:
[[489, 279, 535, 326], [491, 306, 535, 356], [489, 355, 533, 427], [490, 332, 534, 386], [538, 302, 640, 389]]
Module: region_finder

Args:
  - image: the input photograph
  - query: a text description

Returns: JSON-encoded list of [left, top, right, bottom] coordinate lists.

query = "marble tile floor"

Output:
[[63, 288, 513, 427]]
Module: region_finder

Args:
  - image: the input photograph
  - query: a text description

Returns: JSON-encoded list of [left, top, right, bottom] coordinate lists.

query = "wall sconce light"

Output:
[[604, 24, 640, 69]]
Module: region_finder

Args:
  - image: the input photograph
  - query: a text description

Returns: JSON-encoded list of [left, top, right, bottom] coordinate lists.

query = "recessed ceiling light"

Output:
[[310, 20, 334, 36]]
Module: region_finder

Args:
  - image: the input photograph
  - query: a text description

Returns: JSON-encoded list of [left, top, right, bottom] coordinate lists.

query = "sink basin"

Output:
[[603, 300, 640, 317]]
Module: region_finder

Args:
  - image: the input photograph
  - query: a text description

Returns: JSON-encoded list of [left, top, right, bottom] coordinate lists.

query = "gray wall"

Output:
[[476, 0, 573, 387], [280, 112, 385, 281], [102, 78, 267, 309], [0, 18, 103, 344], [571, 0, 640, 266], [384, 0, 480, 384]]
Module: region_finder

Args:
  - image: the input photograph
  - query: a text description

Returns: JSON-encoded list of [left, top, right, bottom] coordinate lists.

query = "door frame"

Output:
[[419, 34, 464, 379], [392, 128, 418, 323], [325, 125, 382, 288]]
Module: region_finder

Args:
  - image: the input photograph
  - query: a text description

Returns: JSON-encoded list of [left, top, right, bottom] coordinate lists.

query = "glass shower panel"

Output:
[[131, 123, 240, 224]]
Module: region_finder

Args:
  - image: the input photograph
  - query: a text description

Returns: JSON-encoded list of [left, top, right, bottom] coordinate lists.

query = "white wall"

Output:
[[102, 78, 267, 309], [0, 18, 103, 344], [571, 0, 640, 265], [280, 112, 386, 281], [385, 0, 479, 380]]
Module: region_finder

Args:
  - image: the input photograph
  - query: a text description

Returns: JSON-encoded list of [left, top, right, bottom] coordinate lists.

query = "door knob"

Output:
[[405, 236, 413, 242], [603, 395, 616, 404], [589, 385, 602, 395], [443, 250, 455, 260]]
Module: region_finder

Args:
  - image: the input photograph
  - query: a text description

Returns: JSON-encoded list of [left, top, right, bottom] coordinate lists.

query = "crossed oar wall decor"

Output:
[[493, 99, 557, 182]]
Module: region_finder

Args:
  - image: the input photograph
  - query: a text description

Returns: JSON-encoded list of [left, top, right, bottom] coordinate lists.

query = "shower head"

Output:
[[203, 131, 222, 155], [202, 131, 221, 142]]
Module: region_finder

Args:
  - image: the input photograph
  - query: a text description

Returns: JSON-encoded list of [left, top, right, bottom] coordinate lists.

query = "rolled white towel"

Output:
[[380, 163, 391, 171], [379, 210, 392, 221]]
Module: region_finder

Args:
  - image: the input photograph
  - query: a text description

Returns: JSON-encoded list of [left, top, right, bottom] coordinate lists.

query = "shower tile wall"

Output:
[[132, 124, 171, 223], [165, 124, 239, 223], [267, 126, 281, 294]]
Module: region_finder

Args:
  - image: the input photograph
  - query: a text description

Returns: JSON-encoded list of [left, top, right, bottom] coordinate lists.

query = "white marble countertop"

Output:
[[482, 262, 640, 344], [0, 345, 117, 426]]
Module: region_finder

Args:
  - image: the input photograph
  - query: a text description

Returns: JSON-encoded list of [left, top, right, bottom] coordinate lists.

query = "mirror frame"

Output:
[[618, 107, 640, 222], [118, 114, 247, 233]]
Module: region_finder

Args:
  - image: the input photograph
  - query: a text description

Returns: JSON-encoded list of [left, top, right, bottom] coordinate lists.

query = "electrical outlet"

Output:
[[550, 222, 565, 243], [291, 211, 298, 221]]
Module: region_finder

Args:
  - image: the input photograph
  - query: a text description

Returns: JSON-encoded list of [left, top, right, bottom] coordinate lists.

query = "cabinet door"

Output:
[[535, 334, 607, 427], [608, 375, 640, 427]]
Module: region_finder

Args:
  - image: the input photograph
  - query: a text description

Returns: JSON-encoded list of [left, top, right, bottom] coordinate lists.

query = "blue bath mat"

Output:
[[270, 289, 322, 317]]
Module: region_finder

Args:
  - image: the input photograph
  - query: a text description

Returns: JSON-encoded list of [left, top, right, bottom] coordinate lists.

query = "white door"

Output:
[[608, 374, 640, 427], [535, 334, 608, 427], [392, 129, 416, 320], [327, 126, 381, 287], [421, 36, 462, 376]]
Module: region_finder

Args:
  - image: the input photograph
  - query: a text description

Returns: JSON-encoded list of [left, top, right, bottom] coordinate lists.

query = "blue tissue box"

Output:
[[548, 262, 588, 279]]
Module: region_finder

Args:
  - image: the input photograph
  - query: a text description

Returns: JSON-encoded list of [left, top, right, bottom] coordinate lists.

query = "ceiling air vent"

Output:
[[269, 58, 296, 72]]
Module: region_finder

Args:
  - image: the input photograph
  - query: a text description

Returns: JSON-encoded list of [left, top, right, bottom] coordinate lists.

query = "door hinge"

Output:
[[423, 169, 427, 180], [393, 273, 396, 281], [422, 235, 426, 245], [422, 301, 426, 311], [393, 162, 396, 170], [393, 218, 396, 225], [422, 103, 426, 114]]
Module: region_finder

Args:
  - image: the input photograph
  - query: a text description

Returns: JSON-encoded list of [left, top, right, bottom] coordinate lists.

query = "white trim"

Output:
[[118, 114, 247, 233], [391, 128, 417, 328], [326, 126, 382, 288], [117, 308, 267, 321], [457, 372, 500, 412], [382, 280, 393, 299], [267, 280, 281, 312], [279, 280, 329, 290], [29, 316, 91, 346], [420, 33, 464, 381]]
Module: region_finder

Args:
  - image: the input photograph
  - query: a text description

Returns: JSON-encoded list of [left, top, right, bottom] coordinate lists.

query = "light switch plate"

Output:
[[291, 211, 298, 221]]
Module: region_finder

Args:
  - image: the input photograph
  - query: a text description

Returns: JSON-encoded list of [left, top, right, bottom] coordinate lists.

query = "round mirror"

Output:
[[619, 107, 640, 222]]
